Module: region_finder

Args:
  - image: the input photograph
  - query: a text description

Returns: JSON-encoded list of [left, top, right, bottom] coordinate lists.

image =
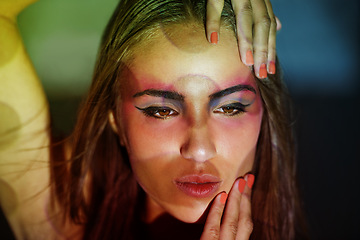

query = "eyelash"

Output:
[[213, 102, 247, 116], [136, 106, 179, 119], [137, 102, 248, 120]]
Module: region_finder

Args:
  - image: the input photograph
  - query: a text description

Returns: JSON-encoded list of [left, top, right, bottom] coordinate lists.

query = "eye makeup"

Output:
[[136, 106, 179, 119], [209, 84, 256, 101], [213, 102, 248, 116], [132, 83, 257, 119], [133, 89, 185, 119], [133, 93, 183, 120], [209, 87, 256, 117]]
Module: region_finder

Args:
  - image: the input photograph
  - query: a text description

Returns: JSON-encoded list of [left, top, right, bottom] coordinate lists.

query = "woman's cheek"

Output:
[[123, 109, 185, 160], [210, 109, 262, 173]]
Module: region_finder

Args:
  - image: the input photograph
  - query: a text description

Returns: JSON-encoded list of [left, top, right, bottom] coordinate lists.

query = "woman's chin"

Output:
[[168, 202, 210, 224]]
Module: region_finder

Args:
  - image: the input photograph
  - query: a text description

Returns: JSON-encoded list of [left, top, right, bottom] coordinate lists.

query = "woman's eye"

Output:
[[213, 103, 246, 116], [136, 106, 179, 119]]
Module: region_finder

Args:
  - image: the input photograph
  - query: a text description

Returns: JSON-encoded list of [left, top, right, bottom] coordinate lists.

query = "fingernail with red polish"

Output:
[[246, 50, 254, 65], [210, 32, 218, 44], [246, 174, 255, 189], [238, 179, 246, 193], [268, 61, 276, 74], [259, 63, 267, 78], [220, 192, 227, 204]]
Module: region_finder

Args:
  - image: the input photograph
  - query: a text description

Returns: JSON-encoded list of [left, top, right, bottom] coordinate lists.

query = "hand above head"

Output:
[[200, 174, 255, 240], [206, 0, 281, 79]]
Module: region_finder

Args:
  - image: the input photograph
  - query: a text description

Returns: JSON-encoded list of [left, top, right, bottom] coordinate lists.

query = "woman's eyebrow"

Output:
[[133, 89, 185, 101], [209, 84, 256, 100]]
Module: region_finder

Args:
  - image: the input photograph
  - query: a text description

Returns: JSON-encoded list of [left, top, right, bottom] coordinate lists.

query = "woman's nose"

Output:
[[180, 126, 216, 163]]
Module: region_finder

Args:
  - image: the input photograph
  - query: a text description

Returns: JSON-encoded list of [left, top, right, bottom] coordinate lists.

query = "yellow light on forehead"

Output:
[[159, 23, 211, 53], [174, 75, 215, 97]]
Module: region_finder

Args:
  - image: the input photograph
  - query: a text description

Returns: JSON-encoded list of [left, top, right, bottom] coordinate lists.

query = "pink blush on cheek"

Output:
[[212, 101, 263, 130], [121, 105, 185, 159]]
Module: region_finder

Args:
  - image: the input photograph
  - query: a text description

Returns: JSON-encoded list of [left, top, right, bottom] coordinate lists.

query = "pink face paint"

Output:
[[119, 26, 262, 223]]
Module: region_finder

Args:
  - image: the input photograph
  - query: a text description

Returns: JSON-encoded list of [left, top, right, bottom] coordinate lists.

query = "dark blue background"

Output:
[[274, 0, 360, 238]]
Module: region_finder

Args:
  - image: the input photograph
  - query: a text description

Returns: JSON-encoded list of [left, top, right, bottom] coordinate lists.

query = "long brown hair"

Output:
[[52, 0, 304, 239]]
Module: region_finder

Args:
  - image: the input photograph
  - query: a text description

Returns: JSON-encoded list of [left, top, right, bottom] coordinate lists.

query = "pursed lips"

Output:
[[174, 174, 222, 198]]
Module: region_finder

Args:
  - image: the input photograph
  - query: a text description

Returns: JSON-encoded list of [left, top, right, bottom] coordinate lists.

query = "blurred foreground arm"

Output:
[[0, 0, 49, 148], [0, 1, 57, 239]]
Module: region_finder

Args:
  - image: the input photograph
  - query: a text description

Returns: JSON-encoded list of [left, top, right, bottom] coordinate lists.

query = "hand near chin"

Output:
[[206, 0, 281, 79], [200, 174, 255, 240]]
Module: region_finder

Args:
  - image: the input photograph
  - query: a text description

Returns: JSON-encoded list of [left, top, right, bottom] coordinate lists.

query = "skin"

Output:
[[112, 24, 263, 233], [206, 0, 279, 78], [0, 0, 275, 239]]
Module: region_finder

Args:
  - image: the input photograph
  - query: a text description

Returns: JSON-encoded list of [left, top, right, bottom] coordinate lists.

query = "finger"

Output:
[[251, 0, 271, 79], [232, 0, 254, 66], [264, 0, 277, 75], [219, 178, 244, 239], [200, 192, 228, 240], [206, 0, 225, 44], [236, 173, 255, 240]]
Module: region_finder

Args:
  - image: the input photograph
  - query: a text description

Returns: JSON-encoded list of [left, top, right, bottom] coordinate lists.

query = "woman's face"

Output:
[[116, 24, 263, 223]]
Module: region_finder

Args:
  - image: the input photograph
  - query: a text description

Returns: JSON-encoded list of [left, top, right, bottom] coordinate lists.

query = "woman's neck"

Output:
[[137, 195, 204, 240], [138, 214, 204, 240]]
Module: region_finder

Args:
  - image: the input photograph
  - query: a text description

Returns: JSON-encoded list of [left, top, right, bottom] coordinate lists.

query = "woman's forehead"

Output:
[[123, 24, 255, 95]]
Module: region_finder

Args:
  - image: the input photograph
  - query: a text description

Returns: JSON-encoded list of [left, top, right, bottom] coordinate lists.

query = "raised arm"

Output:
[[0, 0, 49, 150], [0, 1, 57, 239]]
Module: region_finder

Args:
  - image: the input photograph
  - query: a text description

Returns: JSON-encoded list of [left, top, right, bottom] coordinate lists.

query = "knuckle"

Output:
[[228, 220, 239, 236], [207, 226, 220, 239], [254, 49, 268, 60], [239, 1, 252, 14], [214, 206, 223, 216], [255, 15, 271, 28]]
